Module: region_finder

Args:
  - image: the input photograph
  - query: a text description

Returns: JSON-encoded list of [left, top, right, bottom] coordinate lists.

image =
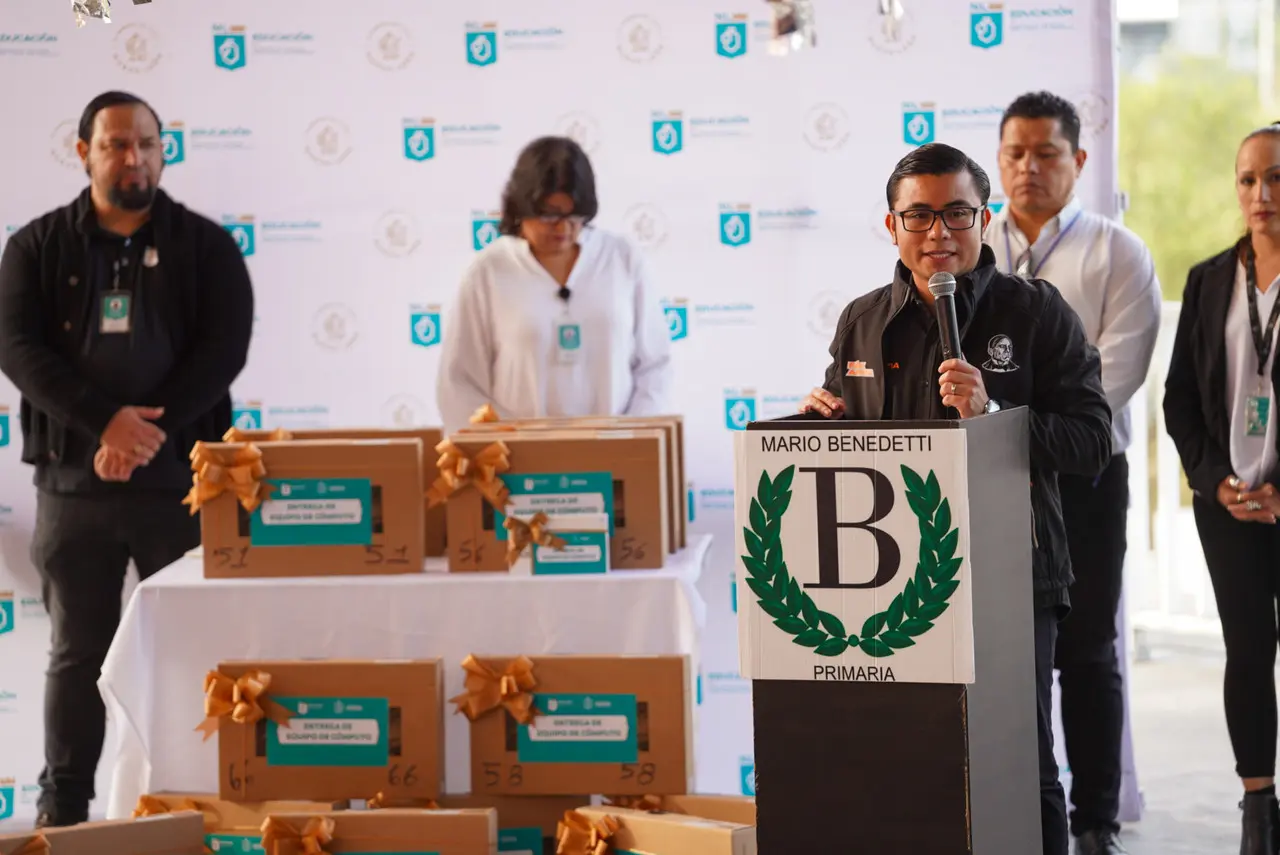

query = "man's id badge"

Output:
[[100, 292, 131, 335], [555, 321, 582, 364], [1247, 394, 1271, 436]]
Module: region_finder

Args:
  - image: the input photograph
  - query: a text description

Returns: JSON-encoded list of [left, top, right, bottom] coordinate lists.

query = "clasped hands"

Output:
[[1217, 476, 1280, 524], [801, 359, 989, 419], [95, 406, 167, 483]]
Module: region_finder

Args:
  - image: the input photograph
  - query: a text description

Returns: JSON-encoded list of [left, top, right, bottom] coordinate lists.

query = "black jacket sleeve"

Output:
[[1027, 285, 1113, 476], [0, 229, 122, 438], [1162, 267, 1233, 498], [821, 302, 852, 397], [147, 224, 254, 434]]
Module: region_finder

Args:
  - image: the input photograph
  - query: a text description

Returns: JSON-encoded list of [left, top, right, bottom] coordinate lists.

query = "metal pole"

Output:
[[1260, 0, 1277, 111]]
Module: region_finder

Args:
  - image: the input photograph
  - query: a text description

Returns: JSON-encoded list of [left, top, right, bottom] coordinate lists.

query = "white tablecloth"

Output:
[[98, 535, 710, 819]]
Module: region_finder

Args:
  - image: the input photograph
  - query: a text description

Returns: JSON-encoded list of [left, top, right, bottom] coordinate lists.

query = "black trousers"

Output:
[[1055, 452, 1130, 836], [1037, 605, 1070, 855], [32, 489, 200, 815], [1193, 493, 1280, 780]]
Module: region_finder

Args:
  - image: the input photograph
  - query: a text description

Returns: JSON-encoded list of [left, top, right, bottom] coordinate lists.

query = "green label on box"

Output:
[[533, 531, 608, 575], [249, 478, 373, 546], [499, 827, 543, 854], [517, 693, 638, 763], [206, 833, 264, 853], [266, 696, 389, 766], [495, 472, 613, 539]]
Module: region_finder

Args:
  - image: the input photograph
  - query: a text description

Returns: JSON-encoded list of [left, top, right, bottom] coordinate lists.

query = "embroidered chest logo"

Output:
[[846, 360, 875, 378], [982, 334, 1018, 373]]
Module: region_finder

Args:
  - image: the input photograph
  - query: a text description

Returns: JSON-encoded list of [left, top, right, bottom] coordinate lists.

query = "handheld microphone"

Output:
[[927, 272, 964, 362]]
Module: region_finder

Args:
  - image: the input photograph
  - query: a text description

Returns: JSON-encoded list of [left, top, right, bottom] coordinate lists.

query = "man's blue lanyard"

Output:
[[1004, 210, 1083, 279]]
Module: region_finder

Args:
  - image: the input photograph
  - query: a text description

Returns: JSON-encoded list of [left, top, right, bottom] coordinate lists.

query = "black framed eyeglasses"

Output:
[[535, 212, 587, 226], [893, 206, 984, 233]]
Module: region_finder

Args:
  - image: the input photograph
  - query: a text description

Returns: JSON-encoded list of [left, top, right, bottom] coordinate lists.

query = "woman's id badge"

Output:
[[100, 292, 131, 334], [1247, 394, 1271, 436], [555, 321, 582, 364]]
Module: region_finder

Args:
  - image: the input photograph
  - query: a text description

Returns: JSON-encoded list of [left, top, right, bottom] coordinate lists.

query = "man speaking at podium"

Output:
[[799, 142, 1112, 855]]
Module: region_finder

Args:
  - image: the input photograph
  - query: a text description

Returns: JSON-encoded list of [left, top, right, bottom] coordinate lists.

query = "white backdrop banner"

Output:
[[0, 0, 1136, 827]]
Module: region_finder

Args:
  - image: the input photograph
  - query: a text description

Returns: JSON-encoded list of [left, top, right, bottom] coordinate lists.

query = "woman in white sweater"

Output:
[[436, 136, 673, 434]]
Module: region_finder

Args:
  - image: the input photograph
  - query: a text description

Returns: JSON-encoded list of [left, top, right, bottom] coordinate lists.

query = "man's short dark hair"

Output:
[[499, 136, 599, 235], [999, 90, 1081, 152], [77, 91, 162, 145], [886, 143, 992, 209]]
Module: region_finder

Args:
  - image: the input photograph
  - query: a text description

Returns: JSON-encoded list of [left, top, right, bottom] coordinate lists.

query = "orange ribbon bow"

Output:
[[195, 669, 293, 741], [503, 512, 567, 567], [9, 834, 50, 855], [260, 816, 335, 855], [425, 440, 511, 510], [469, 404, 502, 424], [555, 811, 620, 855], [603, 794, 664, 813], [182, 441, 271, 514], [449, 655, 539, 725], [223, 426, 294, 443], [365, 792, 439, 810]]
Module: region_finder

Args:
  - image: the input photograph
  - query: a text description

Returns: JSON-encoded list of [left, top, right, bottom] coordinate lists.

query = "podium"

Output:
[[734, 409, 1039, 853]]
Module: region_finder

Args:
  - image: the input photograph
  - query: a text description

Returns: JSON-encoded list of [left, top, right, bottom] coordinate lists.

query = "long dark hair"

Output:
[[499, 136, 599, 235]]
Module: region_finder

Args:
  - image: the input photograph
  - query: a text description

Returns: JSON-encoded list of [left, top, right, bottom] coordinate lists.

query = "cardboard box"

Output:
[[507, 513, 610, 576], [0, 813, 205, 855], [228, 427, 446, 557], [135, 793, 343, 853], [445, 430, 669, 572], [464, 655, 691, 796], [437, 794, 588, 852], [213, 660, 442, 803], [602, 794, 756, 827], [196, 439, 425, 579], [571, 806, 756, 855], [262, 809, 495, 855], [462, 415, 686, 551]]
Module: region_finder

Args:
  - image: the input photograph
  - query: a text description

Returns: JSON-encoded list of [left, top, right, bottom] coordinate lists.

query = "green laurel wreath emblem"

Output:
[[741, 464, 962, 658]]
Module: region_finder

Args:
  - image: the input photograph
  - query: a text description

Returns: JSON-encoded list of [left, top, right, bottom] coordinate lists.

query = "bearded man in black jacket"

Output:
[[800, 142, 1112, 855], [0, 91, 253, 828]]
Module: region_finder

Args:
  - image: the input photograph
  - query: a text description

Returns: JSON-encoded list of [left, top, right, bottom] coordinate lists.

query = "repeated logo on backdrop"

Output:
[[375, 211, 422, 258], [868, 4, 917, 53], [969, 2, 1075, 49], [0, 592, 13, 638], [231, 400, 263, 430], [313, 304, 359, 351], [0, 776, 14, 820], [409, 305, 443, 348], [222, 216, 256, 256], [161, 122, 185, 165], [366, 22, 414, 70], [471, 211, 501, 251], [621, 204, 669, 250], [723, 389, 757, 430], [803, 104, 851, 152], [554, 112, 601, 154], [381, 394, 431, 429], [113, 24, 161, 73], [465, 20, 566, 65], [213, 24, 317, 70], [617, 15, 663, 62], [306, 118, 352, 166], [49, 121, 78, 170], [0, 403, 10, 449], [901, 101, 1004, 146], [718, 204, 752, 248], [402, 119, 435, 162], [662, 299, 689, 342]]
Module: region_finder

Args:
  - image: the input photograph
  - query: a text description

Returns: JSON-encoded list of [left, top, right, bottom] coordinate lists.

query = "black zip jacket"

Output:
[[1163, 245, 1275, 499], [0, 187, 253, 484], [820, 245, 1113, 610]]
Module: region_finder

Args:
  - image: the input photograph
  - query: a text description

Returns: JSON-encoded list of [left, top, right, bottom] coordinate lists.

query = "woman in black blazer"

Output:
[[1164, 120, 1280, 855]]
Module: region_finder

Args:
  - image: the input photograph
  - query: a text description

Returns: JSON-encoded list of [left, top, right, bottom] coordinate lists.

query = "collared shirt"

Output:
[[1225, 260, 1280, 486], [881, 286, 948, 421], [989, 196, 1162, 454], [436, 227, 673, 434]]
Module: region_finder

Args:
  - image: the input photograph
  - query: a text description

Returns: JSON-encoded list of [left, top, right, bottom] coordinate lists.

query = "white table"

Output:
[[98, 535, 710, 819]]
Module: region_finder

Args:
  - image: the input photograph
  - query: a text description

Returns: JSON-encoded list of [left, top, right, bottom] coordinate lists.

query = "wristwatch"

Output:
[[984, 398, 1002, 414]]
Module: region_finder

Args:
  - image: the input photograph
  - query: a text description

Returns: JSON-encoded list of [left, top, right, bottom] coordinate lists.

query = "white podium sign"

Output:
[[735, 426, 974, 684]]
